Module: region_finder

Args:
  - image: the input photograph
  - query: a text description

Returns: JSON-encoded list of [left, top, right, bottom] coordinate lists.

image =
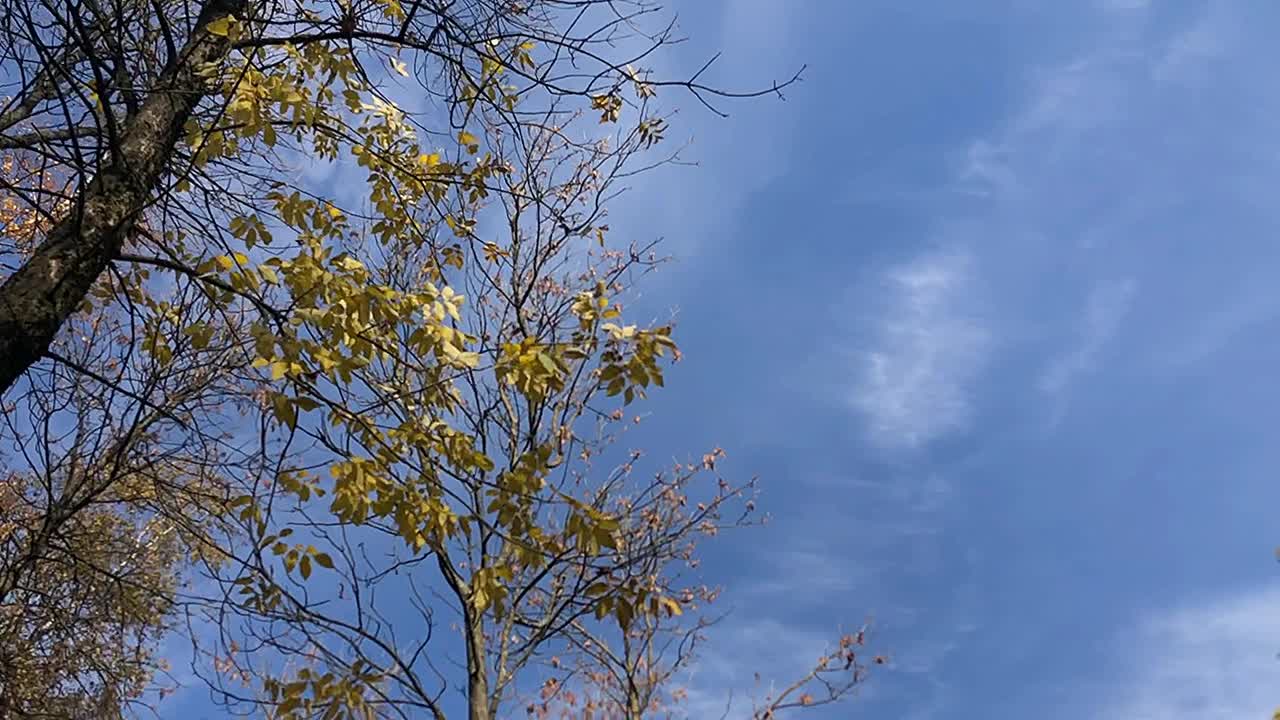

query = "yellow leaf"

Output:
[[389, 57, 410, 77], [659, 596, 683, 617], [206, 16, 235, 36]]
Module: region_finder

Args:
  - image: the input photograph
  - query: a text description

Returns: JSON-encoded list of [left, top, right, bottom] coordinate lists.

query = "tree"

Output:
[[0, 183, 250, 713], [0, 471, 178, 717], [0, 1, 874, 717], [0, 320, 238, 713]]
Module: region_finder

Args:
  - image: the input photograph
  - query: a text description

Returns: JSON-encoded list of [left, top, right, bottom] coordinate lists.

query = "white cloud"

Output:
[[594, 0, 814, 270], [1154, 5, 1233, 84], [1096, 584, 1280, 720], [745, 546, 865, 600], [1099, 0, 1149, 11], [1155, 272, 1280, 372], [1039, 278, 1137, 396], [851, 249, 989, 449], [679, 618, 843, 720], [939, 2, 1256, 401]]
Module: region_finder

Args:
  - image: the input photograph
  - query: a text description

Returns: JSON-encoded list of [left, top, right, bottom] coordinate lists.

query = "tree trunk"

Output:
[[0, 0, 245, 397], [465, 607, 492, 720]]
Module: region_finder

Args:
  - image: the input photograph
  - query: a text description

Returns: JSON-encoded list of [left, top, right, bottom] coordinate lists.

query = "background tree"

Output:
[[0, 270, 247, 715], [0, 0, 874, 717], [0, 471, 178, 717]]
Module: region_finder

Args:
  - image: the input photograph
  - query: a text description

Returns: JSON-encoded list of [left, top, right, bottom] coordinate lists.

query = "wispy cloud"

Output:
[[1039, 278, 1137, 396], [745, 546, 865, 600], [1095, 583, 1280, 720], [939, 0, 1258, 400], [678, 618, 846, 720], [677, 599, 947, 720], [851, 249, 989, 450], [1099, 0, 1149, 11]]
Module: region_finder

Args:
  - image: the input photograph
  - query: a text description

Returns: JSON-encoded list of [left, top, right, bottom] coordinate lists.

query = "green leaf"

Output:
[[272, 395, 297, 428], [614, 599, 633, 629]]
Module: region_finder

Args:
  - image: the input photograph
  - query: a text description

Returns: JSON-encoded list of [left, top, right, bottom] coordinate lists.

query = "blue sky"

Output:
[[142, 1, 1280, 717], [592, 1, 1280, 717]]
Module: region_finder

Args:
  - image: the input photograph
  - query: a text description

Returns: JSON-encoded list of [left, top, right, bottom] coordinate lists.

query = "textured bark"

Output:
[[466, 606, 493, 720], [0, 0, 246, 397]]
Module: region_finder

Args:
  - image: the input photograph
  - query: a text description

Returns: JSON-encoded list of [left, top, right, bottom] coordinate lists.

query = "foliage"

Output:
[[0, 0, 870, 718]]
